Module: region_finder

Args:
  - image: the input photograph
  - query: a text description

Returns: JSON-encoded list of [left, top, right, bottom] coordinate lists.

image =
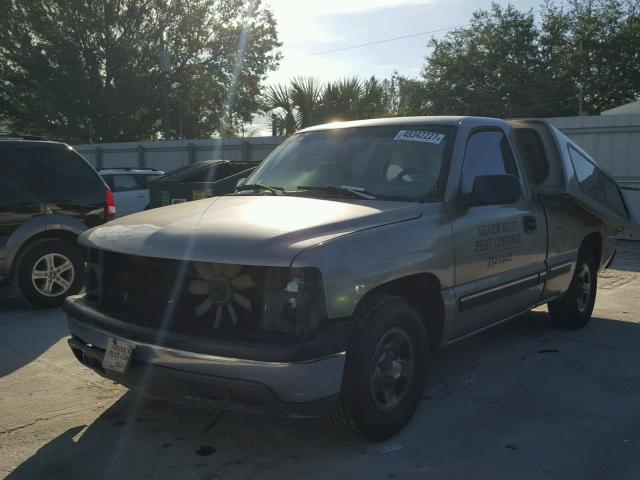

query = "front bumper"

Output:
[[65, 296, 348, 417]]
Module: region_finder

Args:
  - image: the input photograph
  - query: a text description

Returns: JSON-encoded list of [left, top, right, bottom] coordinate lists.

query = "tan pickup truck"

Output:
[[65, 116, 637, 440]]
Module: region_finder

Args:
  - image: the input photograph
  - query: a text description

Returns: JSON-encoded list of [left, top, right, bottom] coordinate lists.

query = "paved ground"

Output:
[[2, 242, 640, 480]]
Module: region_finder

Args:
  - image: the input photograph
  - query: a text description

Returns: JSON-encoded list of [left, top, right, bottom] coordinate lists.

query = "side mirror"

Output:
[[236, 177, 246, 188], [460, 174, 523, 207]]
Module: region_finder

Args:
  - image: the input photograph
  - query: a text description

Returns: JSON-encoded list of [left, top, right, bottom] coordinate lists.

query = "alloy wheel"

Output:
[[31, 253, 75, 297]]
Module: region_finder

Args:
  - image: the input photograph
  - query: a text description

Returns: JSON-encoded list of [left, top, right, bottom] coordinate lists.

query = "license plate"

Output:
[[102, 337, 135, 373]]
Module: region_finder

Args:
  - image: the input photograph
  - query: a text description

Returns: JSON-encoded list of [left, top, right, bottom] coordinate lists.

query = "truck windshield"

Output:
[[245, 125, 454, 201]]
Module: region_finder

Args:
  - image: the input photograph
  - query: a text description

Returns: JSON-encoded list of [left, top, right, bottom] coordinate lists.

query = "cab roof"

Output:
[[99, 168, 164, 174], [297, 116, 510, 133]]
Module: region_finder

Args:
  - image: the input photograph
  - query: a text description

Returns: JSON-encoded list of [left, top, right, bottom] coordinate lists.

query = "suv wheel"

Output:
[[548, 248, 597, 329], [331, 294, 428, 441], [16, 239, 83, 308]]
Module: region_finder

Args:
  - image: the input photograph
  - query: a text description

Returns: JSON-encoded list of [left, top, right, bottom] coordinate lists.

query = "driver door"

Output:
[[449, 129, 546, 339]]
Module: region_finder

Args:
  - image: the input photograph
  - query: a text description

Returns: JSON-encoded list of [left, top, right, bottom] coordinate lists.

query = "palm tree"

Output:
[[290, 76, 323, 129], [320, 77, 363, 123], [261, 75, 392, 135], [360, 76, 390, 118], [263, 84, 296, 135]]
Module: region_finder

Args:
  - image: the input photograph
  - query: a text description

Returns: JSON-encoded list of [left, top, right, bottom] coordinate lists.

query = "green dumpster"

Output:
[[149, 160, 257, 208]]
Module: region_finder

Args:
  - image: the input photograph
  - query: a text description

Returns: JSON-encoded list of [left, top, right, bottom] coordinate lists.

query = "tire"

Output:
[[331, 294, 428, 441], [548, 248, 598, 329], [16, 239, 83, 308]]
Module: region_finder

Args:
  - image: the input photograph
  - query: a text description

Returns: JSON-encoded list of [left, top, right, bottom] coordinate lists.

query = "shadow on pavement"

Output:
[[0, 294, 68, 378], [7, 311, 640, 480], [609, 240, 640, 272]]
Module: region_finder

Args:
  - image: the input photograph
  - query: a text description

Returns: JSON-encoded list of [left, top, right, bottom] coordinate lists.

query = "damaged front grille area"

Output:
[[84, 249, 326, 339]]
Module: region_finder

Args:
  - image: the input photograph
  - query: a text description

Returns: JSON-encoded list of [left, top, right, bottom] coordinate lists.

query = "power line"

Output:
[[280, 5, 545, 63], [280, 24, 470, 63]]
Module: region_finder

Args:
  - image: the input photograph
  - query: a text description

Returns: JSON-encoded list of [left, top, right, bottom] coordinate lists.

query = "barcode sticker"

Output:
[[394, 130, 445, 144]]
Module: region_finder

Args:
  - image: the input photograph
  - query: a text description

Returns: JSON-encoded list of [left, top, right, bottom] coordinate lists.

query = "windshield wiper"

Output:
[[296, 185, 377, 199], [235, 183, 284, 195]]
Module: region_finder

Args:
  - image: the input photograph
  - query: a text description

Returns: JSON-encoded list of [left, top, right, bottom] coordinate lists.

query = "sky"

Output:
[[249, 0, 540, 134], [264, 0, 541, 85]]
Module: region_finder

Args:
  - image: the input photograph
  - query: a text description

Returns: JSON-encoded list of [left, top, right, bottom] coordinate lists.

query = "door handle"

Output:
[[523, 215, 537, 233]]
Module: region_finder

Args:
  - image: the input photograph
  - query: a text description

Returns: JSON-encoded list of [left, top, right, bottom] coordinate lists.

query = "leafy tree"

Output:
[[421, 4, 551, 117], [414, 0, 640, 117], [0, 0, 281, 143], [540, 0, 640, 114]]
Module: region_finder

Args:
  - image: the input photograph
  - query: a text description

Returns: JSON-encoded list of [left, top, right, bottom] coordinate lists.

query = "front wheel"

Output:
[[331, 295, 428, 441], [548, 248, 597, 329], [16, 239, 83, 308]]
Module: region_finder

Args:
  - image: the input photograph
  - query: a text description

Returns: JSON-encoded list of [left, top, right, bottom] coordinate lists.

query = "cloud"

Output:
[[266, 0, 432, 16], [263, 0, 435, 84], [265, 0, 433, 45]]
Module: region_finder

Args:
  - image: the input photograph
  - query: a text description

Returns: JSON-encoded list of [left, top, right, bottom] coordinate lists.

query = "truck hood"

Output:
[[80, 195, 422, 266]]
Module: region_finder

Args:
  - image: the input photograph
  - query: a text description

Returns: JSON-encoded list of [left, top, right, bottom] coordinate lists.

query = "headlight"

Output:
[[261, 267, 327, 335]]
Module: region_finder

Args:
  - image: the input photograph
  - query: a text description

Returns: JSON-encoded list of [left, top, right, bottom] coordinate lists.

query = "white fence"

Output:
[[75, 137, 283, 172]]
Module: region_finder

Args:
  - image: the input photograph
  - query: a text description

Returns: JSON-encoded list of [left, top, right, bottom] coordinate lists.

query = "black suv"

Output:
[[0, 136, 114, 307]]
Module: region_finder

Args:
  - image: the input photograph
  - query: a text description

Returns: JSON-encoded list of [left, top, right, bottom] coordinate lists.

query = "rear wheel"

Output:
[[331, 295, 428, 441], [16, 239, 83, 308], [548, 248, 598, 329]]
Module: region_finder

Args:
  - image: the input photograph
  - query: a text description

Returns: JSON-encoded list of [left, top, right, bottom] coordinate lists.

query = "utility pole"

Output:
[[159, 23, 172, 137], [576, 82, 584, 116]]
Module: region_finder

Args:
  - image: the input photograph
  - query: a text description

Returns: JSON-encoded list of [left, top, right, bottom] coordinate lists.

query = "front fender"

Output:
[[291, 203, 454, 319]]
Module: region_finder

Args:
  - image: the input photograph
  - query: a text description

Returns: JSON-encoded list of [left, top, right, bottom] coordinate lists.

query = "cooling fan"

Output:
[[188, 263, 255, 329]]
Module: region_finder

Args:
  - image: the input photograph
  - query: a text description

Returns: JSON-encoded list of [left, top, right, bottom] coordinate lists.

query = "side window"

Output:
[[600, 174, 629, 218], [18, 147, 102, 193], [112, 174, 140, 192], [0, 156, 22, 196], [514, 129, 550, 185], [568, 147, 605, 203], [461, 130, 519, 194]]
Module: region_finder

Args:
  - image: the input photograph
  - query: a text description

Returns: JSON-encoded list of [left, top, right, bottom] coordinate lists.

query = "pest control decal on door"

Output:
[[474, 220, 523, 267]]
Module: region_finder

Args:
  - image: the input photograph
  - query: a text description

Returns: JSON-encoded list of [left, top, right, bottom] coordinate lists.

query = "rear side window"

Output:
[[111, 174, 141, 192], [0, 155, 23, 196], [18, 147, 102, 193], [515, 129, 549, 185], [0, 153, 38, 205], [568, 146, 605, 202], [568, 146, 629, 219], [600, 174, 629, 218], [461, 130, 519, 194]]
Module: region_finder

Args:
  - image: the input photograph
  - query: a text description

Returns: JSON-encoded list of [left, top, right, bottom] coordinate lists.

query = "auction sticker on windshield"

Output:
[[394, 130, 445, 144], [102, 337, 135, 373]]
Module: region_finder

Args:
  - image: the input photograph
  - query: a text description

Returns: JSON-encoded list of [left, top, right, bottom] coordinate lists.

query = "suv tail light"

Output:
[[105, 189, 116, 219]]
